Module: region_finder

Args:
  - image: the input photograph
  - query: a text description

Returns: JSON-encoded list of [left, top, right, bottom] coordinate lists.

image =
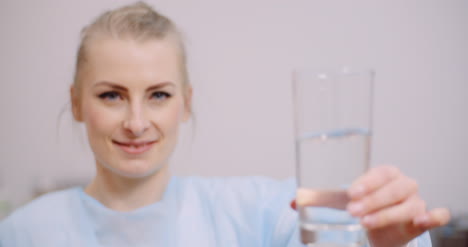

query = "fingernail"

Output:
[[295, 197, 308, 206], [414, 215, 430, 226], [296, 188, 318, 206], [362, 215, 376, 227], [349, 185, 366, 198], [347, 202, 364, 215]]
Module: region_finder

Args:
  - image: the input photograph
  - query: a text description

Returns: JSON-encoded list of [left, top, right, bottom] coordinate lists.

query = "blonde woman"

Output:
[[0, 2, 449, 247]]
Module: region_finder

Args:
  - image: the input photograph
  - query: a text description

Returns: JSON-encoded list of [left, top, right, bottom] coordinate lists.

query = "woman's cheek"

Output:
[[155, 102, 185, 131], [84, 103, 120, 134]]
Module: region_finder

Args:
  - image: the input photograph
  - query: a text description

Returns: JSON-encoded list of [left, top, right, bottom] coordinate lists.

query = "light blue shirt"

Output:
[[0, 176, 430, 246]]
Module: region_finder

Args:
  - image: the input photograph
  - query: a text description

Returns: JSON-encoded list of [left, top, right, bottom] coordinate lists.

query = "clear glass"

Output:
[[292, 67, 374, 247]]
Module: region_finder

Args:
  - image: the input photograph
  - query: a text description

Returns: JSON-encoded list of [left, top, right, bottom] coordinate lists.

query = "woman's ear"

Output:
[[70, 86, 83, 122], [182, 86, 193, 122]]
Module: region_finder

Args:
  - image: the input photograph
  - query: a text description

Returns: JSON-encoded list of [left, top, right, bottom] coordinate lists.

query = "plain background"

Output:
[[0, 0, 467, 220]]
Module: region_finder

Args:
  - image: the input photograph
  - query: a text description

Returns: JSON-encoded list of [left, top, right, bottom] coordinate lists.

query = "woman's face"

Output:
[[72, 38, 191, 178]]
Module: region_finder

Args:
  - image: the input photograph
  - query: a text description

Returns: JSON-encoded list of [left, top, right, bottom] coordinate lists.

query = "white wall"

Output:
[[0, 0, 467, 215]]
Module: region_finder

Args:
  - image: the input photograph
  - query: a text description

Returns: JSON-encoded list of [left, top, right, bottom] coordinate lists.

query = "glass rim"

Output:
[[293, 66, 375, 77]]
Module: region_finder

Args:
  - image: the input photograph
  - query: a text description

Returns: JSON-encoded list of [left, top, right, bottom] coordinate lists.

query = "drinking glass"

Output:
[[292, 67, 374, 246]]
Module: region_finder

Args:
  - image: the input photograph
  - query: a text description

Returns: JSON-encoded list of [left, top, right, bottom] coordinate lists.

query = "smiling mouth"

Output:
[[113, 140, 157, 155]]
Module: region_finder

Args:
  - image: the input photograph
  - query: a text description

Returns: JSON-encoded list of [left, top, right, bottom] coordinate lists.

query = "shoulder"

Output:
[[0, 187, 80, 244], [5, 187, 79, 224]]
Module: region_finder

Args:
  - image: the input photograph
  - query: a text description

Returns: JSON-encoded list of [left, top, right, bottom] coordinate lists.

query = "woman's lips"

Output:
[[113, 140, 157, 155]]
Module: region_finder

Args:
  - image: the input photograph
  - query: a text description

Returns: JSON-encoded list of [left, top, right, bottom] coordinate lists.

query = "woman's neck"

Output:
[[85, 164, 171, 212]]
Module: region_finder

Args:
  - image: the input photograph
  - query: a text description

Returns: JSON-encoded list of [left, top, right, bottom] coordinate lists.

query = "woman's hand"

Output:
[[293, 165, 450, 247]]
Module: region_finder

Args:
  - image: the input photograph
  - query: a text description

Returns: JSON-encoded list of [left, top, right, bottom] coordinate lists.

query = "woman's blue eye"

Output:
[[151, 91, 171, 100], [98, 91, 122, 101]]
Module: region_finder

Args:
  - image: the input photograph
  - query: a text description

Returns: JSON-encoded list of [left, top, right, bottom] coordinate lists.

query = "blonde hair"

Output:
[[73, 1, 189, 90]]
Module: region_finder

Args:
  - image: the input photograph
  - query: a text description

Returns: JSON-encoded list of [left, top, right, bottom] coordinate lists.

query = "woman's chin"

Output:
[[101, 161, 163, 179]]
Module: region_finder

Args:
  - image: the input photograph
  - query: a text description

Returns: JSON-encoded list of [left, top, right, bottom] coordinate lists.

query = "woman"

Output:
[[0, 2, 449, 246]]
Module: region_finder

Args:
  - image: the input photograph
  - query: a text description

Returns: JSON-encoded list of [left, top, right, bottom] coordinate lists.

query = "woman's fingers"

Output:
[[347, 175, 418, 216], [296, 188, 349, 210], [360, 195, 426, 229], [348, 165, 401, 199], [414, 208, 451, 229]]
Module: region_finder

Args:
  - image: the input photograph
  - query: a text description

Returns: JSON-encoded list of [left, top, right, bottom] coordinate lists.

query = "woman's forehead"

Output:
[[82, 38, 184, 87]]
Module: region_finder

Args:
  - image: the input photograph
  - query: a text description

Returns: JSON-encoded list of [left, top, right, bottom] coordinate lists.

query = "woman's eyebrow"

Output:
[[146, 82, 175, 92], [93, 81, 127, 91], [92, 81, 176, 91]]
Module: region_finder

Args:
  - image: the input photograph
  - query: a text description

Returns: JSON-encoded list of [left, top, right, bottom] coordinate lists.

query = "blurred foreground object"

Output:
[[0, 199, 12, 220], [432, 213, 468, 247], [0, 175, 12, 220]]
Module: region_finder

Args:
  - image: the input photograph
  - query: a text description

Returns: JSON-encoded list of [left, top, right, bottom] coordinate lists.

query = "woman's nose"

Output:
[[123, 106, 150, 137]]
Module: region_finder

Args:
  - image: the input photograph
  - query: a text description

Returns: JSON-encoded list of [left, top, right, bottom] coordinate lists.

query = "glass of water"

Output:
[[292, 67, 374, 247]]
